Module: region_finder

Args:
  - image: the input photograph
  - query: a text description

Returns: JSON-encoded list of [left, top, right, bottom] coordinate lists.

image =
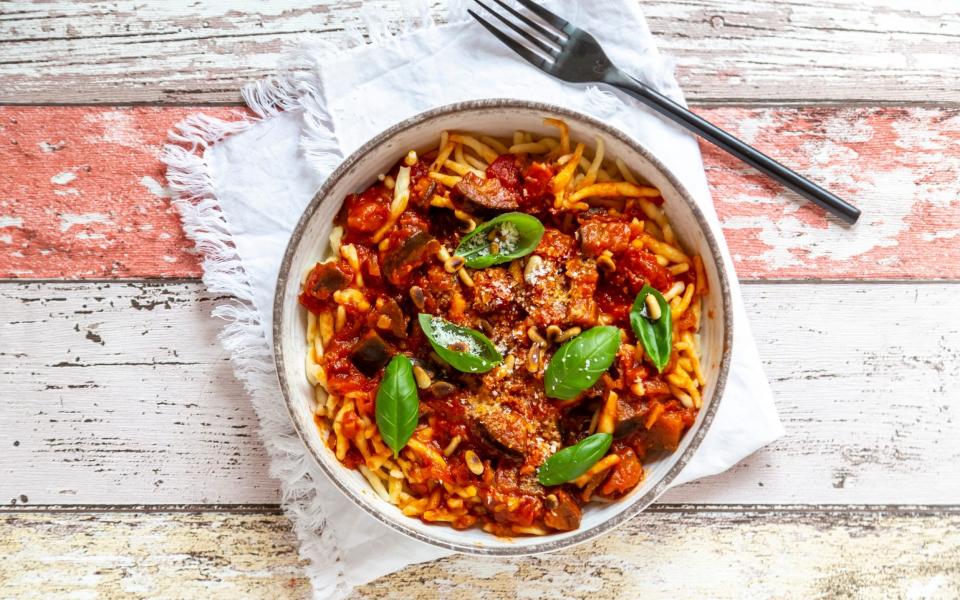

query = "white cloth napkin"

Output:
[[165, 1, 783, 597]]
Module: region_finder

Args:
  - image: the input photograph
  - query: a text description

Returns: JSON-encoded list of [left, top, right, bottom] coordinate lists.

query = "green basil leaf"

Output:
[[537, 433, 613, 486], [375, 354, 420, 457], [630, 284, 672, 373], [418, 313, 503, 373], [454, 212, 545, 268], [544, 326, 620, 401]]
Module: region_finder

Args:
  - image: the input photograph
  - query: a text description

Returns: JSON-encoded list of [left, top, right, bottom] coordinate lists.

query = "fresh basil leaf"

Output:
[[544, 326, 620, 401], [454, 212, 545, 269], [537, 433, 613, 486], [375, 354, 420, 457], [418, 313, 503, 373], [630, 284, 672, 373]]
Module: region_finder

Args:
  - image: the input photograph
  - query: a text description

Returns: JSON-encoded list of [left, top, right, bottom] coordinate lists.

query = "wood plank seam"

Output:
[[1, 504, 959, 514]]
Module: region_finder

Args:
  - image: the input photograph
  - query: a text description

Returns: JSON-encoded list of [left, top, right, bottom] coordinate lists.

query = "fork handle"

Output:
[[605, 71, 861, 224]]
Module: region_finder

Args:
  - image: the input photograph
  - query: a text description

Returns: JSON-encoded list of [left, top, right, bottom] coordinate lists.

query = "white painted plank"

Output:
[[1, 281, 958, 505], [0, 282, 276, 504], [1, 510, 958, 599], [1, 0, 957, 103]]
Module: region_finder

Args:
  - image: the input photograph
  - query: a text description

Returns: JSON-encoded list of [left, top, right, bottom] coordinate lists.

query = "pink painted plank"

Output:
[[1, 106, 957, 280], [702, 107, 960, 280], [0, 107, 239, 278]]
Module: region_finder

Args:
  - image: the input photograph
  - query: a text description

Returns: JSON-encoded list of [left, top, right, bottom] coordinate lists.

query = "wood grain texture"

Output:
[[2, 509, 958, 599], [0, 511, 310, 599], [2, 281, 958, 506], [2, 105, 958, 280], [1, 1, 958, 104]]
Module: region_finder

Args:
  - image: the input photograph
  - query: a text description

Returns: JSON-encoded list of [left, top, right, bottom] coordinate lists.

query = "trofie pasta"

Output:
[[299, 118, 707, 536]]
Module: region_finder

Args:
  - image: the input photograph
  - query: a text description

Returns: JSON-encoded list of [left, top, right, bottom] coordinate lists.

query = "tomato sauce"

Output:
[[300, 148, 702, 534]]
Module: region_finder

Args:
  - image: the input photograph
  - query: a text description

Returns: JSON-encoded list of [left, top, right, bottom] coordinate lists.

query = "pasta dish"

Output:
[[299, 118, 707, 536]]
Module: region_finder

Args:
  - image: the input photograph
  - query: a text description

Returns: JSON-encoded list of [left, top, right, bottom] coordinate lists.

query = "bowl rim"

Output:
[[273, 98, 733, 555]]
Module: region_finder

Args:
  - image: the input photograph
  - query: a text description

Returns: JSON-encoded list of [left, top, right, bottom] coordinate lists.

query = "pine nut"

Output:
[[335, 305, 346, 331], [444, 255, 465, 273], [409, 286, 426, 310], [597, 253, 616, 273], [404, 150, 418, 166], [429, 381, 456, 397], [464, 450, 484, 475], [478, 319, 494, 337], [523, 255, 543, 284], [645, 293, 662, 320], [412, 365, 432, 390], [526, 343, 542, 373]]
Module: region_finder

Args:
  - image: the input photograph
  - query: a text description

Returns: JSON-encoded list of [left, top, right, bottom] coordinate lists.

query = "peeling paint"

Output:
[[50, 171, 77, 185], [59, 212, 112, 233], [139, 175, 171, 198], [1, 106, 958, 280]]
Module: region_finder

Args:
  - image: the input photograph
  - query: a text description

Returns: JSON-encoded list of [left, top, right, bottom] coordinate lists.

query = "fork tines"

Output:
[[469, 0, 570, 69]]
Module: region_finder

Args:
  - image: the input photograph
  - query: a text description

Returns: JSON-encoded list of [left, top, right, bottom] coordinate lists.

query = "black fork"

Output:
[[469, 0, 861, 224]]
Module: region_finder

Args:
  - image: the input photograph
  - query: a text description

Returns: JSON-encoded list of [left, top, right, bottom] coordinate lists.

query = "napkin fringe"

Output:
[[161, 2, 454, 597], [162, 114, 349, 599]]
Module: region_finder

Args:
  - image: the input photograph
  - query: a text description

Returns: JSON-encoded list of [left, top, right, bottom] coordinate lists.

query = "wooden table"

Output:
[[2, 1, 958, 597]]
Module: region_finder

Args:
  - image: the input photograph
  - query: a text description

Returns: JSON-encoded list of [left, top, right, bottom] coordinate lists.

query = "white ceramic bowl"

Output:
[[273, 99, 732, 555]]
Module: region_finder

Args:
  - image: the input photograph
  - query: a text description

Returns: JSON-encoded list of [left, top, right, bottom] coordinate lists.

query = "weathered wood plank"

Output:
[[0, 511, 310, 599], [2, 106, 958, 280], [0, 282, 275, 504], [1, 509, 957, 599], [2, 281, 958, 505], [1, 1, 958, 104], [644, 0, 960, 103]]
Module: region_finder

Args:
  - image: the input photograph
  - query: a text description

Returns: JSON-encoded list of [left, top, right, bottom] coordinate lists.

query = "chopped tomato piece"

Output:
[[486, 154, 521, 193], [579, 215, 631, 257], [614, 247, 675, 293], [344, 186, 391, 234], [601, 447, 643, 497], [521, 161, 554, 206]]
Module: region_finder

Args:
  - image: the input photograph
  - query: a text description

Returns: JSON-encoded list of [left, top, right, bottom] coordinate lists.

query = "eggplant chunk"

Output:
[[376, 297, 408, 338], [544, 489, 582, 531], [306, 261, 350, 298], [382, 231, 440, 286], [468, 404, 527, 459], [455, 172, 520, 210], [349, 331, 392, 377], [613, 396, 644, 439]]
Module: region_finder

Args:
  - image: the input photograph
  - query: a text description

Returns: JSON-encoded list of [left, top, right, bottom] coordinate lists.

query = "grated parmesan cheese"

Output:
[[524, 259, 549, 285], [427, 317, 484, 355], [496, 222, 520, 254]]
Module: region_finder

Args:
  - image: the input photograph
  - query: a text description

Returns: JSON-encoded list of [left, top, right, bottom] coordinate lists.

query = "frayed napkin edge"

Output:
[[160, 3, 467, 598]]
